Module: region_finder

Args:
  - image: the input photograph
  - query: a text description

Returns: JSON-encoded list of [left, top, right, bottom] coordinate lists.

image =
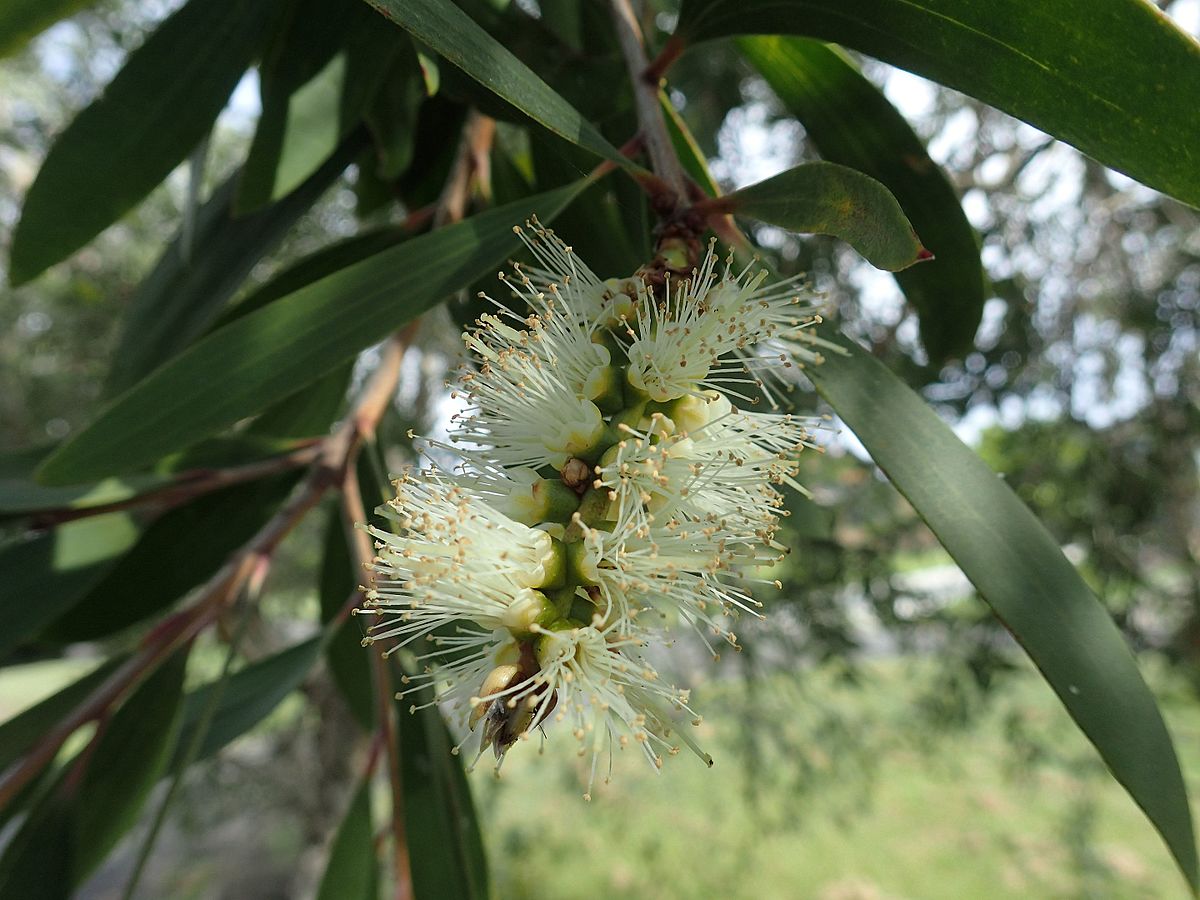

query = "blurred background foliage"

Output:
[[1, 0, 1199, 897]]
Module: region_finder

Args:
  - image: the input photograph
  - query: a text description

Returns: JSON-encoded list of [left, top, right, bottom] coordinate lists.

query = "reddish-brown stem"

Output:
[[0, 329, 414, 816], [342, 467, 413, 900], [644, 34, 685, 83], [25, 442, 323, 529]]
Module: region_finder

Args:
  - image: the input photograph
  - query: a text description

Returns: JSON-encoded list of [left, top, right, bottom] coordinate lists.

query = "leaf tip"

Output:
[[916, 247, 935, 263]]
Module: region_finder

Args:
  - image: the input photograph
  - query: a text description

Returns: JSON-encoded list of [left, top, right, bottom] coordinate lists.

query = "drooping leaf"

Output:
[[396, 675, 489, 900], [0, 512, 140, 660], [174, 636, 323, 763], [238, 0, 398, 211], [106, 138, 362, 394], [37, 182, 589, 485], [364, 39, 426, 180], [807, 332, 1198, 891], [659, 92, 720, 198], [315, 778, 377, 900], [8, 0, 276, 284], [70, 645, 189, 881], [46, 475, 299, 642], [739, 37, 985, 362], [0, 0, 91, 59], [707, 162, 927, 270], [0, 791, 73, 899], [363, 0, 636, 172], [676, 0, 1200, 208]]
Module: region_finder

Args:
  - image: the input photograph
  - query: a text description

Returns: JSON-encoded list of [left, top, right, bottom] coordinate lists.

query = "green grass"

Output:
[[475, 658, 1200, 899]]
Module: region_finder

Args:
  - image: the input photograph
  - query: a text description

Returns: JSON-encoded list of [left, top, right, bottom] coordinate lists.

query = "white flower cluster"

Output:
[[358, 221, 830, 798]]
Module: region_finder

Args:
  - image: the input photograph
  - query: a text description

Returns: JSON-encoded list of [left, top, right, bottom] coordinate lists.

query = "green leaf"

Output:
[[70, 645, 189, 881], [739, 37, 985, 363], [175, 637, 323, 763], [0, 791, 73, 900], [363, 0, 635, 172], [239, 0, 398, 211], [37, 182, 589, 485], [677, 0, 1200, 208], [0, 0, 90, 59], [396, 674, 489, 900], [0, 512, 140, 660], [46, 474, 299, 642], [316, 779, 377, 900], [0, 473, 169, 517], [660, 92, 720, 198], [807, 333, 1198, 891], [106, 139, 361, 394], [0, 657, 124, 772], [320, 501, 375, 731], [8, 0, 275, 284], [364, 40, 426, 180], [711, 162, 927, 270]]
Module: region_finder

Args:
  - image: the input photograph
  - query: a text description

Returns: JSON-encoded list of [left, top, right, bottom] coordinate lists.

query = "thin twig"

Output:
[[0, 330, 414, 815], [610, 0, 688, 206], [342, 464, 413, 900], [26, 442, 323, 528]]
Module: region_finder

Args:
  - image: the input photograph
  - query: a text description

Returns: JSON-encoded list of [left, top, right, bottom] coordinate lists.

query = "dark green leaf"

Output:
[[238, 1, 397, 211], [47, 474, 299, 642], [808, 333, 1198, 890], [739, 37, 984, 362], [175, 637, 322, 763], [106, 138, 361, 394], [396, 675, 489, 900], [71, 645, 189, 880], [8, 0, 275, 284], [37, 182, 589, 484], [0, 791, 73, 900], [248, 363, 354, 440], [677, 0, 1200, 208], [320, 502, 375, 731], [0, 513, 140, 660], [0, 657, 124, 772], [0, 0, 90, 59], [713, 162, 927, 270], [316, 779, 377, 900], [364, 0, 635, 172]]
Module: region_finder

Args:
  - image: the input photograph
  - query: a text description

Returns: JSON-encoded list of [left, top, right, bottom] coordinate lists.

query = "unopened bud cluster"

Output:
[[358, 220, 830, 798]]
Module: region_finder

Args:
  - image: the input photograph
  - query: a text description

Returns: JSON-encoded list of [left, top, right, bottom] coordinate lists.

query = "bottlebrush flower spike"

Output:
[[359, 220, 831, 797]]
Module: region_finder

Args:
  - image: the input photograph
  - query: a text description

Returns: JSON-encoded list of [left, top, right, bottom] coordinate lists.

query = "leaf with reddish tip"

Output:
[[709, 162, 927, 271]]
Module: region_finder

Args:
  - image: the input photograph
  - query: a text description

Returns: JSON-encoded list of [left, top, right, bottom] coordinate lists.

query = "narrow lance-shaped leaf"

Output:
[[704, 161, 928, 271], [174, 637, 323, 764], [238, 0, 398, 211], [807, 332, 1198, 891], [0, 512, 140, 660], [36, 181, 590, 485], [363, 0, 639, 173], [676, 0, 1200, 209], [739, 36, 985, 363], [106, 136, 363, 394], [316, 778, 378, 900], [8, 0, 276, 284]]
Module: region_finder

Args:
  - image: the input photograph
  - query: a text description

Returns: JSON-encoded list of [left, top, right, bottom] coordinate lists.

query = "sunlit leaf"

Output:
[[106, 139, 361, 394], [8, 0, 275, 284], [740, 37, 984, 362], [364, 0, 636, 172], [36, 182, 589, 485], [709, 162, 927, 270], [0, 513, 140, 660], [808, 333, 1198, 890], [677, 0, 1200, 208]]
